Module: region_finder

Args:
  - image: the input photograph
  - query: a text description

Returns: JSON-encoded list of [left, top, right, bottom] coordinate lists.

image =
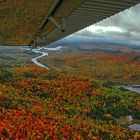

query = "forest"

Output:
[[0, 49, 140, 139]]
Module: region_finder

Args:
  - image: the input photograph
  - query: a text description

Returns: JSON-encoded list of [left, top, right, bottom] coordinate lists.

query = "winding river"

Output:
[[25, 46, 62, 69]]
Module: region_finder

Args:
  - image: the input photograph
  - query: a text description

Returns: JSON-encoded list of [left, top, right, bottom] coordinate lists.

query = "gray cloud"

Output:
[[74, 4, 140, 41]]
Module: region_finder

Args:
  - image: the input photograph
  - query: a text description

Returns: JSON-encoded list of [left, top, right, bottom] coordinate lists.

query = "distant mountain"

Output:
[[47, 35, 140, 50]]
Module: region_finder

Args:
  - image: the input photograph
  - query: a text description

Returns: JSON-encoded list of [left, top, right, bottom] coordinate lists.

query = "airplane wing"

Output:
[[0, 0, 139, 46]]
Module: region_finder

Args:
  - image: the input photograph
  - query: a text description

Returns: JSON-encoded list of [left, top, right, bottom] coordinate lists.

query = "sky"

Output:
[[75, 4, 140, 41]]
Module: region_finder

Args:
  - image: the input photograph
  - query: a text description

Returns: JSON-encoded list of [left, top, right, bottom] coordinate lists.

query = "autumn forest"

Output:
[[0, 46, 140, 140]]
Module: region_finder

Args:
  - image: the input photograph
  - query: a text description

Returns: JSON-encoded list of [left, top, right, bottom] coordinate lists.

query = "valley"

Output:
[[0, 45, 140, 139]]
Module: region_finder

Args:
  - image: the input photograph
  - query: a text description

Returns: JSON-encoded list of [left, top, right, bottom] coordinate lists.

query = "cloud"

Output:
[[74, 4, 140, 41], [87, 26, 123, 33]]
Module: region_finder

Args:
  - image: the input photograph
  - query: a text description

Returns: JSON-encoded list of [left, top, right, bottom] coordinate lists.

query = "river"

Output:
[[23, 46, 63, 69]]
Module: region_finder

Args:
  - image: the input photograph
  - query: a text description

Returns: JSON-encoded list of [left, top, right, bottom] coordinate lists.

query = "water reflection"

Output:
[[129, 124, 140, 131], [119, 85, 140, 94]]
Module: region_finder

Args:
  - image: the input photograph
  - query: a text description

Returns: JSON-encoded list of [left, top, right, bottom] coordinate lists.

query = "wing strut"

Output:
[[47, 16, 66, 32], [29, 0, 64, 47]]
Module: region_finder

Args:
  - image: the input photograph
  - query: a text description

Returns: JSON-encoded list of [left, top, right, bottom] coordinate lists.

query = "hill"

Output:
[[0, 45, 140, 139]]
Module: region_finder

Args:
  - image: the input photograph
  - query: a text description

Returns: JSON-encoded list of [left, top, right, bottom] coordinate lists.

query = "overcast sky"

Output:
[[75, 4, 140, 41]]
